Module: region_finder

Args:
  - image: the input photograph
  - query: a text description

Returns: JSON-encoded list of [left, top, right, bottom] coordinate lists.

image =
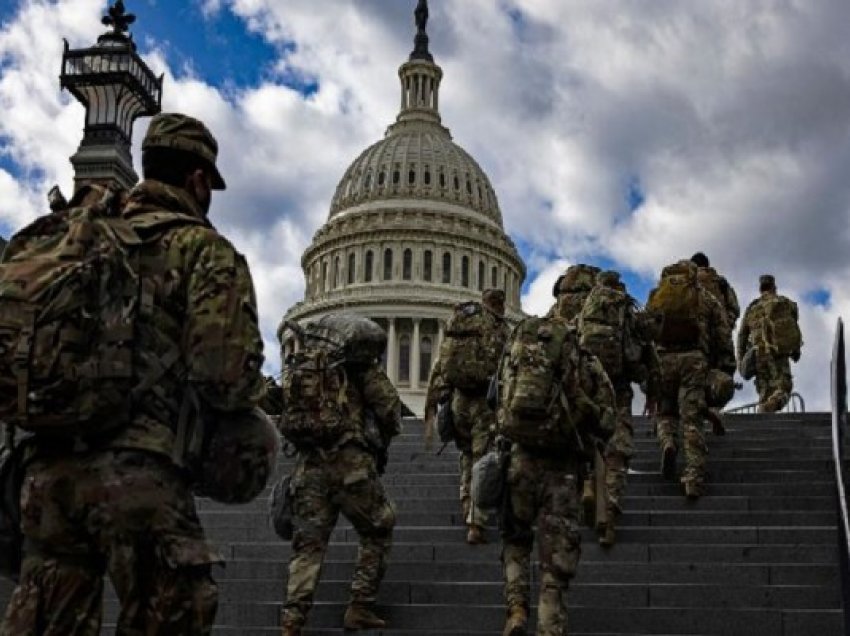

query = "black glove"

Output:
[[791, 350, 801, 363]]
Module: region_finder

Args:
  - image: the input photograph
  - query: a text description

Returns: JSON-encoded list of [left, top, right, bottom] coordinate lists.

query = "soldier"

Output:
[[497, 315, 616, 636], [647, 260, 735, 498], [548, 263, 601, 322], [691, 252, 740, 329], [1, 113, 267, 634], [737, 275, 802, 413], [437, 288, 510, 545], [577, 270, 658, 546], [278, 316, 401, 634]]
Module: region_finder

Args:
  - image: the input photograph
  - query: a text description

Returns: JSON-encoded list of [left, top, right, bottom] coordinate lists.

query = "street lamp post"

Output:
[[60, 0, 163, 193]]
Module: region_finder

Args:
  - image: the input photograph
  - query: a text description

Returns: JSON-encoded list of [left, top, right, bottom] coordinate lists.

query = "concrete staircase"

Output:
[[0, 413, 844, 635]]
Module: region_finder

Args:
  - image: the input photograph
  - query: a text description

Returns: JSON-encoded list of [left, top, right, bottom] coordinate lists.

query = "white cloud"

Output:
[[1, 0, 848, 407]]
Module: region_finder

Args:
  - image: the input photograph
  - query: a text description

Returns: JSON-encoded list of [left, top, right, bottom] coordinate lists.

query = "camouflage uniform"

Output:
[[282, 365, 401, 629], [438, 293, 509, 537], [737, 283, 800, 413], [649, 262, 735, 492], [546, 264, 601, 323], [2, 115, 265, 636], [697, 266, 740, 330], [500, 335, 616, 636]]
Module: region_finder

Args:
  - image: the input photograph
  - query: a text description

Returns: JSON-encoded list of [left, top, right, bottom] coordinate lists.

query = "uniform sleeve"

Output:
[[723, 278, 741, 321], [362, 366, 402, 440], [184, 234, 265, 412], [572, 348, 617, 444], [710, 299, 736, 374]]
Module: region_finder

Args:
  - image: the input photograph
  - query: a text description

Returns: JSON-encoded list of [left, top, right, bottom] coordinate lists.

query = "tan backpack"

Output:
[[647, 262, 702, 347], [755, 296, 802, 356]]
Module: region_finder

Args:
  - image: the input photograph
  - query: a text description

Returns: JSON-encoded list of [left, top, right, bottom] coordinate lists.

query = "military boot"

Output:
[[660, 442, 677, 480], [683, 479, 704, 500], [343, 604, 387, 630], [466, 524, 487, 545], [581, 477, 596, 526], [280, 612, 303, 636], [502, 604, 528, 636]]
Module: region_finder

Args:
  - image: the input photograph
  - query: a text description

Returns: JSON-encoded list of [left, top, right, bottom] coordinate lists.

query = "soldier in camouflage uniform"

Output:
[[1, 113, 266, 635], [648, 260, 735, 499], [737, 275, 801, 413], [691, 253, 740, 426], [438, 289, 510, 545], [499, 320, 617, 636], [691, 252, 740, 329], [577, 270, 657, 547], [280, 358, 401, 634], [547, 264, 601, 322]]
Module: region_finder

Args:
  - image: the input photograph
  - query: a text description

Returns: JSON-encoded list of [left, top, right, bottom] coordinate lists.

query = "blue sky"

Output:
[[2, 0, 850, 408]]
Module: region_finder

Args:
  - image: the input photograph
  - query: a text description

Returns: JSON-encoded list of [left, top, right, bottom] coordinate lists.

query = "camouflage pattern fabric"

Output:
[[1, 450, 220, 636], [1, 178, 265, 634], [650, 267, 735, 489], [753, 351, 793, 412], [604, 384, 635, 514], [738, 291, 800, 412], [656, 351, 710, 484], [453, 391, 495, 530], [282, 446, 396, 628], [697, 266, 740, 329], [111, 179, 266, 456], [501, 446, 581, 636], [498, 337, 615, 635], [423, 359, 446, 448], [281, 364, 400, 628], [548, 290, 591, 323]]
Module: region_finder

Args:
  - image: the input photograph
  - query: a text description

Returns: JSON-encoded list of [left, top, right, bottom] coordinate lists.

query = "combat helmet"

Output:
[[195, 407, 280, 504]]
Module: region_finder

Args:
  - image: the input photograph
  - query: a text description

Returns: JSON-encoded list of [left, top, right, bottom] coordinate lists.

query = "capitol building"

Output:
[[283, 1, 526, 415]]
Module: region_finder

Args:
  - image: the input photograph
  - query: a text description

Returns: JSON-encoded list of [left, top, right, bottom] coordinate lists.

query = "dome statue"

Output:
[[284, 0, 526, 415]]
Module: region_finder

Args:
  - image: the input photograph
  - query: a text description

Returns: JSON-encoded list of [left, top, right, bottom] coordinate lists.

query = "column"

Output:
[[387, 317, 398, 384], [436, 320, 445, 362], [412, 318, 422, 389]]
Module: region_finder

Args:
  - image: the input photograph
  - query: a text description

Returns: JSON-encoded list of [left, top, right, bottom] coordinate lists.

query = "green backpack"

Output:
[[757, 296, 802, 356], [0, 187, 199, 438], [279, 319, 367, 449], [499, 317, 579, 450], [647, 262, 702, 347], [442, 302, 505, 392], [577, 285, 637, 379]]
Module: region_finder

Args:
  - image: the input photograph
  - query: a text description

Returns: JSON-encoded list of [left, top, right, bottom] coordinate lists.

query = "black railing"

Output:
[[831, 318, 850, 635]]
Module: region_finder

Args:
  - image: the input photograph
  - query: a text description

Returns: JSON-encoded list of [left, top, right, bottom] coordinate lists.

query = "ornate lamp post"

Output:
[[60, 0, 163, 193]]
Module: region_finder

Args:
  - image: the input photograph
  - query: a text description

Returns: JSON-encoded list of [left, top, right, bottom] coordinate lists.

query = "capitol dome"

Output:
[[284, 0, 526, 415]]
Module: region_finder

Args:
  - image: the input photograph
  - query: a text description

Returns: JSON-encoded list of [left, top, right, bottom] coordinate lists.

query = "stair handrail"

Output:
[[722, 392, 806, 415], [830, 318, 850, 634]]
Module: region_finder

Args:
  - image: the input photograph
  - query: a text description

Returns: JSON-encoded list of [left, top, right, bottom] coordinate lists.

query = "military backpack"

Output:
[[577, 285, 641, 379], [754, 296, 802, 356], [279, 315, 387, 449], [441, 301, 505, 392], [0, 186, 201, 439], [499, 317, 579, 450], [647, 262, 702, 347]]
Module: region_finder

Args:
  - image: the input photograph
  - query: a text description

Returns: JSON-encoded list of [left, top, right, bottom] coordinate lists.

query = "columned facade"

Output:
[[283, 2, 526, 415]]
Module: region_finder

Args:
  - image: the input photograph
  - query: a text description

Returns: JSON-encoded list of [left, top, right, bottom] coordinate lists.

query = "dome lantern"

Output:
[[395, 0, 442, 127]]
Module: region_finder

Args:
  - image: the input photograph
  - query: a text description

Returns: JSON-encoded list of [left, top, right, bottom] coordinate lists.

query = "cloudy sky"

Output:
[[1, 0, 848, 409]]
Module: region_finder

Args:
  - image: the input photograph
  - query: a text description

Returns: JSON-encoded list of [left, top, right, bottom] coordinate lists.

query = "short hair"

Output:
[[690, 252, 710, 268], [142, 147, 214, 188]]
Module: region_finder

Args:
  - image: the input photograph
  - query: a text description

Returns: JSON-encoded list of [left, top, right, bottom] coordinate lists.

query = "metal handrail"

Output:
[[831, 319, 850, 634], [722, 392, 806, 415]]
